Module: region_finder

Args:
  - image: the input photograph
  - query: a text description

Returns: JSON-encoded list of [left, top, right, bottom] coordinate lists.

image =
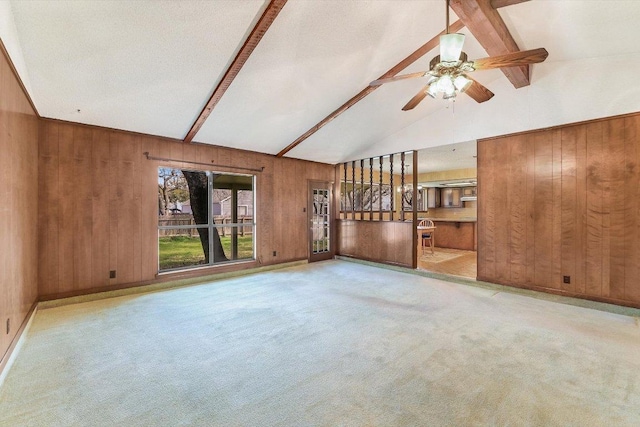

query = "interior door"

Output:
[[308, 181, 333, 262]]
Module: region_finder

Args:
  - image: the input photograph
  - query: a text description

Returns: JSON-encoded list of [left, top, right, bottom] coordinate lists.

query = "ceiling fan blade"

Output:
[[472, 48, 549, 70], [402, 85, 431, 111], [370, 71, 427, 86], [464, 77, 494, 103]]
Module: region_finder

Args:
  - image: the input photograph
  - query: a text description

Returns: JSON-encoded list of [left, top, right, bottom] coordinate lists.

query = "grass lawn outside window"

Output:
[[159, 235, 254, 270]]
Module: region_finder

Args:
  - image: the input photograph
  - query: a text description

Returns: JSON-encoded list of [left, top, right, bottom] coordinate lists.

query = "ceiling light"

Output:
[[369, 0, 548, 110], [442, 181, 475, 186], [426, 72, 472, 100], [421, 0, 474, 102], [426, 83, 439, 98], [454, 75, 472, 93], [437, 75, 455, 94], [440, 33, 465, 63]]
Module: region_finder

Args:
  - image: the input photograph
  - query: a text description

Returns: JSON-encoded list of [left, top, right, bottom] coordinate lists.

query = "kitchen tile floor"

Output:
[[418, 247, 477, 279]]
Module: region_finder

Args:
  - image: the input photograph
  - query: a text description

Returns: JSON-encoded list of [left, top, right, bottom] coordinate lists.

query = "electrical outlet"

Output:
[[273, 251, 277, 257], [563, 276, 570, 284], [6, 318, 9, 335], [110, 270, 116, 279]]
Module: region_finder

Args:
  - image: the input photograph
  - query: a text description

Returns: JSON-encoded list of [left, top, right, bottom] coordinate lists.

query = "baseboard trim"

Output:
[[337, 256, 640, 318], [38, 259, 308, 309], [335, 254, 411, 269], [0, 302, 38, 387], [476, 274, 640, 310]]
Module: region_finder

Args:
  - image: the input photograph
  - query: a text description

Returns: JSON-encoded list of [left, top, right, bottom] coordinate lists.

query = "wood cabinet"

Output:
[[462, 187, 477, 196], [426, 187, 440, 208], [441, 188, 462, 208]]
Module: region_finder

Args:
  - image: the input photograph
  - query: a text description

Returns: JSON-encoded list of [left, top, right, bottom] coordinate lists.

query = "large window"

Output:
[[157, 167, 255, 272]]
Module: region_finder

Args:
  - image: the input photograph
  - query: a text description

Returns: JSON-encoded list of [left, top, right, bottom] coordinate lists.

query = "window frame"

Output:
[[157, 166, 257, 273]]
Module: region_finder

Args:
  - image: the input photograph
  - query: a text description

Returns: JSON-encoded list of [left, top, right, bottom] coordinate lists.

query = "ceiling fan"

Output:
[[370, 0, 548, 110]]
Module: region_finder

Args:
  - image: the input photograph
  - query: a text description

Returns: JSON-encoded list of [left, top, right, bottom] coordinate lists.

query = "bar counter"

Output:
[[422, 218, 477, 251]]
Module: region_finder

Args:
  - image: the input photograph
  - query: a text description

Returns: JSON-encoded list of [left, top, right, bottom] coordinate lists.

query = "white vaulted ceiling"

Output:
[[8, 0, 265, 139], [5, 0, 640, 165]]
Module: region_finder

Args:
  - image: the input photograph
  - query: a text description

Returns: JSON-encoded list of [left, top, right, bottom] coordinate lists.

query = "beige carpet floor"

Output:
[[1, 260, 640, 426]]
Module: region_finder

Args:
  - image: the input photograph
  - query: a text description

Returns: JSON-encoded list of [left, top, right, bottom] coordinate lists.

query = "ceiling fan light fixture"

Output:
[[453, 75, 472, 93], [368, 0, 547, 110], [436, 75, 455, 95], [439, 33, 465, 63], [426, 83, 439, 98]]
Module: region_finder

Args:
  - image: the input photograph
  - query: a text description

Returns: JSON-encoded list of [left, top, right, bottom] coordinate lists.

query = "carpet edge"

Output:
[[38, 260, 308, 310]]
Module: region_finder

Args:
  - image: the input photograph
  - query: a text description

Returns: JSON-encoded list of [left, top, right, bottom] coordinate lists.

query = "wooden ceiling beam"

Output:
[[450, 0, 530, 88], [276, 20, 464, 158], [183, 0, 288, 144], [491, 0, 529, 9]]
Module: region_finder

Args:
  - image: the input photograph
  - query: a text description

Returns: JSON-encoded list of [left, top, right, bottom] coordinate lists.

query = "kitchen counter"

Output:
[[422, 217, 477, 223], [421, 218, 477, 250]]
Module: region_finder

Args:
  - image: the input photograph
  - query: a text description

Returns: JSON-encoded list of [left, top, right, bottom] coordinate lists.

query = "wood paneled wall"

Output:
[[0, 44, 39, 366], [38, 119, 333, 299], [478, 112, 640, 307], [337, 220, 413, 268]]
